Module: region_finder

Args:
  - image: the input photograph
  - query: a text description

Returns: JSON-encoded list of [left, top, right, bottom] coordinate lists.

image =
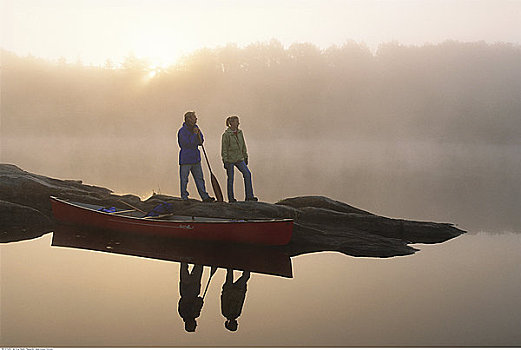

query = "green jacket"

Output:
[[221, 128, 248, 164]]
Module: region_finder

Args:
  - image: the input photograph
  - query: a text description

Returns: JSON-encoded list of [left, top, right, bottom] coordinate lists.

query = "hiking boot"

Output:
[[203, 197, 215, 203], [245, 197, 258, 202], [228, 198, 237, 203]]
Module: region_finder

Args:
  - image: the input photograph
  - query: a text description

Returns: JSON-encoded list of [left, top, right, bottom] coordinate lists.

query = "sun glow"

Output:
[[145, 63, 168, 79], [132, 33, 190, 70], [2, 0, 520, 71]]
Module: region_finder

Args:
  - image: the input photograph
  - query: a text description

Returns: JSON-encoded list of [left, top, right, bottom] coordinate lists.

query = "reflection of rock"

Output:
[[0, 163, 465, 257]]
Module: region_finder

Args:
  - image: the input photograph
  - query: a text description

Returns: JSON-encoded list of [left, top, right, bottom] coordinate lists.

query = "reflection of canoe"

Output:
[[51, 224, 293, 278], [50, 196, 293, 246]]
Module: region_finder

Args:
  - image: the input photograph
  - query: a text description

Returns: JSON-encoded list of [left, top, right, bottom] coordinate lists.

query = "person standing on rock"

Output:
[[178, 111, 215, 202], [221, 115, 258, 203]]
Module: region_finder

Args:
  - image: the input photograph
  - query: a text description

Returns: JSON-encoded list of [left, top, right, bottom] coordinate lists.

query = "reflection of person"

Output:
[[221, 269, 251, 332], [178, 263, 204, 332], [221, 116, 258, 203], [178, 111, 215, 202]]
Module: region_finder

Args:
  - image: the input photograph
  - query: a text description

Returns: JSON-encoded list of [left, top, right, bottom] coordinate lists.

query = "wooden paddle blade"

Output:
[[210, 173, 224, 202]]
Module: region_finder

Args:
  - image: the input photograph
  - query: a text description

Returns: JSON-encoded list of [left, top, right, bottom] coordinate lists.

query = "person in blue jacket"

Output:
[[177, 111, 215, 202], [178, 263, 204, 332]]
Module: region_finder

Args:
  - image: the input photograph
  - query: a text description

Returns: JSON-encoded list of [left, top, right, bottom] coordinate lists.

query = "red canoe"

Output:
[[50, 196, 293, 246]]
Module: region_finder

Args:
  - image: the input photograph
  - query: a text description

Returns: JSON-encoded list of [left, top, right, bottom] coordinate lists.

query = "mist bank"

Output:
[[2, 40, 520, 144]]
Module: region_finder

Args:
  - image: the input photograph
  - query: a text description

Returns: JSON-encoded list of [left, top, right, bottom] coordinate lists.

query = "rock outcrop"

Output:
[[0, 163, 465, 257]]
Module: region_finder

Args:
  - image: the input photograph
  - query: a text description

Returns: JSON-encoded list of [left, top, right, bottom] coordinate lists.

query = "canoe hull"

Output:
[[50, 197, 293, 246]]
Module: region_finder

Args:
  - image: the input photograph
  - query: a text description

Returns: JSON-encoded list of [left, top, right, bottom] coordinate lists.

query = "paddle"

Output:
[[197, 133, 224, 202], [109, 209, 139, 215], [118, 200, 146, 213], [202, 266, 218, 299], [142, 213, 174, 219]]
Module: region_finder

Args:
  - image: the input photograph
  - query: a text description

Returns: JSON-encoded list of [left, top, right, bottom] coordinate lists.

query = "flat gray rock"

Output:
[[0, 199, 53, 242], [0, 163, 465, 257]]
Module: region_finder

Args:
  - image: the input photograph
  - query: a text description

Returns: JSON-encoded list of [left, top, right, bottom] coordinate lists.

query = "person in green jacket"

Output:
[[221, 116, 258, 202], [221, 269, 251, 332]]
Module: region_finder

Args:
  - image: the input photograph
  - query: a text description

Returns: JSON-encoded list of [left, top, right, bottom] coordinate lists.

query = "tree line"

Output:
[[2, 40, 520, 143]]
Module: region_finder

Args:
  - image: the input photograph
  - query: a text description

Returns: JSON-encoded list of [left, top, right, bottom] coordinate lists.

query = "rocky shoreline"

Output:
[[0, 163, 465, 257]]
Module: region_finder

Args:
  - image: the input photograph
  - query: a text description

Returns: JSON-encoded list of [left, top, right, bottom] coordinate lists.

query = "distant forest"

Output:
[[2, 40, 520, 143]]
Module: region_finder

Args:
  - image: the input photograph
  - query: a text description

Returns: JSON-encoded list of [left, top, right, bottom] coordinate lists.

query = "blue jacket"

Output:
[[178, 122, 204, 164]]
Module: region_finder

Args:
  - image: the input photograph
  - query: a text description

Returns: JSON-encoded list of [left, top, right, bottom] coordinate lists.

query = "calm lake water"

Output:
[[1, 137, 521, 346], [2, 231, 520, 347]]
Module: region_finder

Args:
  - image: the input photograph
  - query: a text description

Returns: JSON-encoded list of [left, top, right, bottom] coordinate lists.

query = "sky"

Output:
[[1, 0, 521, 67]]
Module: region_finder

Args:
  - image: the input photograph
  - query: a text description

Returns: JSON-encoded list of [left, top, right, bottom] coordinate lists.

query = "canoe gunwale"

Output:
[[50, 196, 293, 224], [49, 196, 294, 246]]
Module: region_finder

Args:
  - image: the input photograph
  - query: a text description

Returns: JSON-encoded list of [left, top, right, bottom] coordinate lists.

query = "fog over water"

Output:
[[2, 42, 520, 232], [1, 41, 521, 346]]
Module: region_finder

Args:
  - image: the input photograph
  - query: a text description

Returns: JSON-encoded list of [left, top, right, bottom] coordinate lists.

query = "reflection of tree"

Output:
[[221, 269, 250, 332], [178, 263, 204, 332]]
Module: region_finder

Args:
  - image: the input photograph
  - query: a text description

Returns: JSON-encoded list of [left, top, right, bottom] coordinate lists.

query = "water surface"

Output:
[[1, 137, 520, 346], [1, 231, 520, 346]]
